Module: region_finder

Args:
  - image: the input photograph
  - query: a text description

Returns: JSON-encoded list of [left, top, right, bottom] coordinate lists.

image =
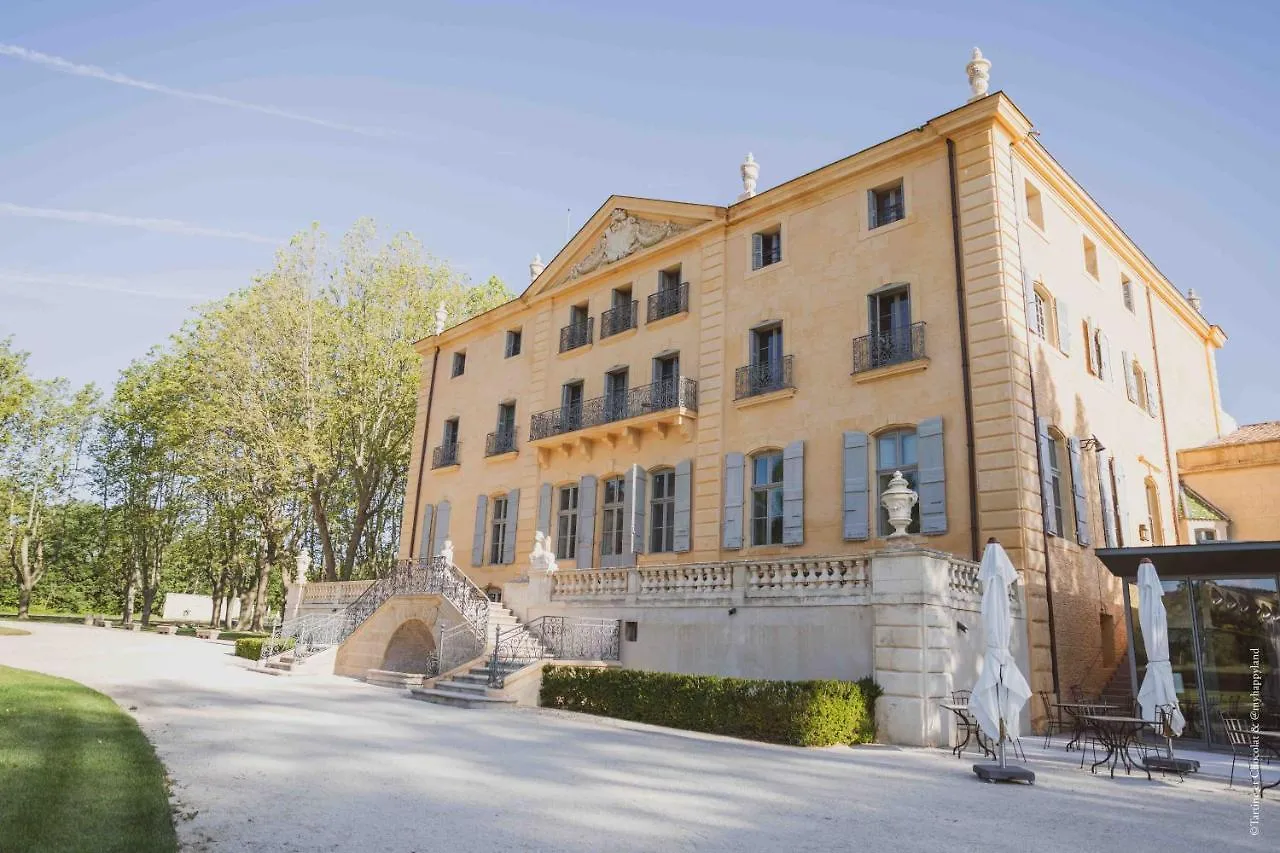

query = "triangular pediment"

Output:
[[527, 196, 723, 298]]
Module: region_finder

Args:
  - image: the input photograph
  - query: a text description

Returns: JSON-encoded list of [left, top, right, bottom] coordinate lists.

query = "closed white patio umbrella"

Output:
[[971, 538, 1034, 784], [1136, 558, 1186, 735]]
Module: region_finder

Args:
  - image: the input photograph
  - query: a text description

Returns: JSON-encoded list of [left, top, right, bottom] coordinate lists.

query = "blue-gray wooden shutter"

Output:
[[1095, 449, 1117, 548], [1113, 458, 1130, 546], [1144, 370, 1159, 417], [416, 503, 435, 560], [624, 464, 645, 565], [1023, 272, 1039, 339], [674, 458, 692, 552], [782, 440, 805, 545], [471, 494, 488, 566], [503, 488, 520, 564], [867, 190, 878, 229], [432, 500, 451, 558], [1083, 319, 1096, 375], [917, 417, 947, 534], [1036, 417, 1058, 537], [576, 474, 597, 569], [751, 233, 763, 270], [537, 483, 552, 538], [1122, 350, 1137, 402], [842, 431, 870, 540], [1055, 298, 1071, 355], [1098, 330, 1112, 382], [1067, 436, 1091, 546], [722, 452, 744, 549]]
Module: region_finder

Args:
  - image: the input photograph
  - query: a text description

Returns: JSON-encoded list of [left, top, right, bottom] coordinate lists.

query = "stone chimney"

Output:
[[738, 153, 759, 202], [966, 47, 991, 102], [529, 253, 545, 281]]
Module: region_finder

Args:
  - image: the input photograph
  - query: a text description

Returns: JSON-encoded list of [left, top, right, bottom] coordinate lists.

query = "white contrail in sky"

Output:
[[0, 202, 278, 244], [0, 269, 213, 301], [0, 43, 395, 138]]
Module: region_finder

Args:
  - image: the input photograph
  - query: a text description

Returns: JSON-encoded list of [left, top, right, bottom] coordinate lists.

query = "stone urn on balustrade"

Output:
[[880, 470, 918, 548]]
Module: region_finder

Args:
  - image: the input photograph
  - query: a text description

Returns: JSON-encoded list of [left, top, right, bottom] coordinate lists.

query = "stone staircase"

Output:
[[408, 601, 549, 709]]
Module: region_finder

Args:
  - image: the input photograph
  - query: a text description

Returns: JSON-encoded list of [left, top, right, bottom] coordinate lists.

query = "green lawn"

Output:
[[0, 666, 178, 853]]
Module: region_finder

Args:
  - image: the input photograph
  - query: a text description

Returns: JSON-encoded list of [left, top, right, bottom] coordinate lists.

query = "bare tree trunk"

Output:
[[17, 585, 31, 620], [122, 569, 137, 625], [310, 485, 338, 581], [141, 586, 157, 627]]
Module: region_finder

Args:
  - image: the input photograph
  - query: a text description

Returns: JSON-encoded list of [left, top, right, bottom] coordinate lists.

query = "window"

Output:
[[443, 417, 459, 448], [752, 324, 783, 369], [570, 303, 589, 327], [738, 323, 790, 398], [1195, 528, 1218, 544], [489, 496, 509, 564], [604, 369, 629, 422], [876, 429, 920, 535], [751, 227, 782, 270], [1031, 285, 1057, 347], [659, 265, 682, 291], [624, 621, 638, 642], [451, 351, 466, 377], [650, 468, 675, 552], [1044, 430, 1075, 539], [748, 451, 784, 545], [497, 402, 515, 436], [490, 402, 516, 455], [1133, 363, 1148, 410], [1082, 236, 1099, 278], [868, 285, 913, 367], [561, 381, 584, 431], [600, 476, 626, 559], [650, 266, 688, 322], [869, 180, 905, 228], [1024, 180, 1044, 230], [1121, 277, 1135, 314], [653, 354, 679, 407], [1093, 329, 1106, 380], [505, 329, 522, 358], [602, 286, 636, 338], [555, 485, 579, 560]]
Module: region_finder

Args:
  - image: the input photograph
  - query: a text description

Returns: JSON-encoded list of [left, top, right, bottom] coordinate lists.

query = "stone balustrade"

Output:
[[746, 558, 868, 599], [638, 564, 733, 598], [302, 580, 375, 604], [944, 557, 1022, 613], [552, 569, 630, 600]]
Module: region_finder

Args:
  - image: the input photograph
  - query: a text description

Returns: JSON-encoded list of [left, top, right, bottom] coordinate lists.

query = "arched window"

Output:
[[1145, 478, 1165, 545], [876, 428, 920, 535], [600, 475, 626, 560], [1044, 429, 1076, 539], [649, 467, 676, 553], [750, 450, 785, 545]]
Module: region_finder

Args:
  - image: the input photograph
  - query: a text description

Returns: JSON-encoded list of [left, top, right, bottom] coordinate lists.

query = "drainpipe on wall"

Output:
[[944, 138, 982, 563], [1144, 287, 1183, 544], [406, 345, 442, 559]]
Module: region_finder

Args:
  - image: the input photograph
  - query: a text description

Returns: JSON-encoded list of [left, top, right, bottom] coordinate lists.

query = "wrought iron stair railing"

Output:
[[486, 615, 621, 687]]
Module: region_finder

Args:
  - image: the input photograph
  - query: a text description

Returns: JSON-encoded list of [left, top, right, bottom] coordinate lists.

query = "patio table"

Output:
[[1082, 715, 1151, 780], [940, 702, 995, 760], [1052, 702, 1117, 751]]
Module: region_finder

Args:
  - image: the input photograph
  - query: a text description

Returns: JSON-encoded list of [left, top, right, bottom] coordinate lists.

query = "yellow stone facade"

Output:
[[1178, 424, 1280, 542], [398, 93, 1228, 700]]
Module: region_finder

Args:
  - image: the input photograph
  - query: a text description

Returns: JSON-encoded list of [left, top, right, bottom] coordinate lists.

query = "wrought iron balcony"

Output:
[[872, 201, 905, 227], [600, 300, 638, 339], [431, 441, 460, 468], [559, 318, 594, 353], [485, 428, 517, 457], [852, 322, 926, 374], [647, 283, 689, 323], [734, 355, 794, 400], [529, 377, 698, 442]]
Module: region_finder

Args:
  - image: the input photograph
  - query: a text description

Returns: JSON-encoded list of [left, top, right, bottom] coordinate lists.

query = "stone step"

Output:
[[437, 678, 488, 694], [367, 669, 426, 689], [452, 673, 490, 685], [408, 687, 517, 710], [266, 660, 294, 672]]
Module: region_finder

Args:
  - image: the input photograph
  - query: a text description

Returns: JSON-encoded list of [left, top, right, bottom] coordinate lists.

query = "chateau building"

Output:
[[397, 64, 1229, 704]]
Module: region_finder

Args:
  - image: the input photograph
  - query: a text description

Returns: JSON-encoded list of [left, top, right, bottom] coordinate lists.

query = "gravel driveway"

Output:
[[1, 620, 1272, 852]]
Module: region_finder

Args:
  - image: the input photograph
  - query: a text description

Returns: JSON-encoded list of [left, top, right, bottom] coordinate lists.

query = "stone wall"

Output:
[[334, 594, 444, 679]]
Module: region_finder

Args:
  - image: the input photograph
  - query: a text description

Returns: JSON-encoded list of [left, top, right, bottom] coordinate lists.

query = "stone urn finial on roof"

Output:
[[738, 153, 759, 202], [530, 253, 545, 281], [966, 47, 992, 102], [433, 304, 448, 336]]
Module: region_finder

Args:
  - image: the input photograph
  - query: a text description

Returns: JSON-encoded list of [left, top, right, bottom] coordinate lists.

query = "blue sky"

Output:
[[1, 1, 1277, 425]]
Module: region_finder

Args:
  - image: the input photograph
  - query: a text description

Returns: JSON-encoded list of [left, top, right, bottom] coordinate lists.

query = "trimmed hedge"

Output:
[[233, 637, 293, 660], [540, 666, 883, 746]]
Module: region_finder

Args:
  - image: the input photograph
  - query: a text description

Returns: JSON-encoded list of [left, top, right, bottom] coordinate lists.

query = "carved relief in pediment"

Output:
[[562, 209, 694, 283]]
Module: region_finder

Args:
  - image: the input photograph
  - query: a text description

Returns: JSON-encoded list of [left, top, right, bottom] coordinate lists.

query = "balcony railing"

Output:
[[852, 322, 926, 374], [485, 428, 517, 457], [647, 283, 689, 323], [559, 318, 594, 353], [734, 355, 794, 400], [431, 441, 460, 468], [529, 377, 698, 441], [600, 301, 638, 339]]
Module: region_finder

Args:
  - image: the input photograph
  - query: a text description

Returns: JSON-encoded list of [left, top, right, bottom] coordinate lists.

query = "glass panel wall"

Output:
[[1195, 578, 1279, 746]]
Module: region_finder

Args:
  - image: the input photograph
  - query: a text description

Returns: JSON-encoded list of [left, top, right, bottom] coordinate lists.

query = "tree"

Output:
[[1, 372, 98, 618]]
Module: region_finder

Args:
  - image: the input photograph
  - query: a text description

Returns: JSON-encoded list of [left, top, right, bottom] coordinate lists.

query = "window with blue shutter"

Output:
[[1113, 458, 1130, 546], [842, 431, 870, 541], [1067, 436, 1091, 546], [625, 464, 646, 565], [1036, 418, 1060, 537], [503, 488, 520, 564], [537, 483, 552, 539], [722, 453, 745, 549], [782, 441, 805, 545], [1095, 450, 1117, 548], [1055, 299, 1072, 355], [417, 503, 435, 560], [673, 459, 692, 552], [917, 417, 947, 534], [432, 500, 452, 558], [471, 495, 488, 566], [576, 475, 597, 569]]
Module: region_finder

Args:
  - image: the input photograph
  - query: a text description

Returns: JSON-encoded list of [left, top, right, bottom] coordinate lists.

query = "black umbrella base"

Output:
[[1143, 756, 1200, 774], [973, 764, 1036, 784]]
